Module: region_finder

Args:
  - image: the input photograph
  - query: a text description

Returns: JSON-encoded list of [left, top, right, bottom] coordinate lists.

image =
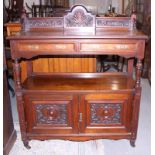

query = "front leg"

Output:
[[23, 140, 31, 149], [130, 139, 136, 147]]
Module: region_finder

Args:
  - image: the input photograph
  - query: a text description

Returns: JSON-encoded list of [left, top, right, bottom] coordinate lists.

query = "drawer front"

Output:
[[79, 92, 133, 134], [12, 40, 138, 59], [24, 94, 78, 134], [16, 42, 76, 53], [80, 43, 136, 53]]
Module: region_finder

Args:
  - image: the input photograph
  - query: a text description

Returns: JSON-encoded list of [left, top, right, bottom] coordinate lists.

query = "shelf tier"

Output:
[[22, 73, 135, 92]]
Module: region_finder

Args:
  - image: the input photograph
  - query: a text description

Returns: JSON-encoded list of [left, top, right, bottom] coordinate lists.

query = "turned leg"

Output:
[[130, 139, 136, 147], [23, 140, 31, 149]]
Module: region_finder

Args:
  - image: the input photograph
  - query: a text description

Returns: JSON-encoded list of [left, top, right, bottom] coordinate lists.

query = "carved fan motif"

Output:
[[64, 5, 95, 28]]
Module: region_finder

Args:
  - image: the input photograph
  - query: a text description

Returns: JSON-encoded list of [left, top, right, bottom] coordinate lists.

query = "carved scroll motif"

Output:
[[90, 103, 122, 124], [24, 18, 64, 31], [21, 5, 133, 31], [35, 104, 67, 124], [96, 18, 131, 29]]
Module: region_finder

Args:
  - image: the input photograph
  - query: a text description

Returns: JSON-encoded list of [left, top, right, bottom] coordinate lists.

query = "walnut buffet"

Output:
[[8, 5, 148, 149]]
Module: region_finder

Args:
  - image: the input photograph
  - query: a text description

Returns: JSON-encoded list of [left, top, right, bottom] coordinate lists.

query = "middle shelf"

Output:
[[22, 73, 135, 92]]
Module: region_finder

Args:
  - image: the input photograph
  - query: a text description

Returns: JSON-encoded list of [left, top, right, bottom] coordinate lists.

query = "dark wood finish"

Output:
[[79, 92, 133, 134], [24, 94, 78, 134], [22, 73, 135, 91], [10, 37, 145, 60], [7, 5, 148, 148], [3, 50, 17, 155], [5, 22, 96, 82]]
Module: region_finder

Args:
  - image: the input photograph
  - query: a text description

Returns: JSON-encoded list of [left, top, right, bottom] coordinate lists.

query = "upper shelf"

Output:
[[7, 29, 147, 40]]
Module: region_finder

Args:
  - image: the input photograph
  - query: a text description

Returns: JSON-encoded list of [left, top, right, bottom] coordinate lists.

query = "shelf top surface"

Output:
[[8, 29, 147, 40], [22, 73, 135, 92]]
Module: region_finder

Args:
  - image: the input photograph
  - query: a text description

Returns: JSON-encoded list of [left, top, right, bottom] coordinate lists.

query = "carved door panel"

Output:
[[79, 92, 134, 134], [24, 93, 78, 134]]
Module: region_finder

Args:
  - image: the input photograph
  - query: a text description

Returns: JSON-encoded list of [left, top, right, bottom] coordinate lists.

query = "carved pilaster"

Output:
[[13, 59, 22, 89], [135, 59, 142, 88]]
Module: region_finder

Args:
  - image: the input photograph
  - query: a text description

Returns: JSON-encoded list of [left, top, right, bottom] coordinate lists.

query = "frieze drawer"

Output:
[[80, 43, 137, 53], [16, 42, 76, 53]]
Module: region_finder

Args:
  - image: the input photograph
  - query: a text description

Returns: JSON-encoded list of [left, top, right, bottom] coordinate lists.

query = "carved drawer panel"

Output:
[[80, 43, 136, 53], [79, 92, 133, 134], [24, 94, 78, 134], [16, 42, 76, 53], [35, 103, 67, 125], [90, 103, 122, 125]]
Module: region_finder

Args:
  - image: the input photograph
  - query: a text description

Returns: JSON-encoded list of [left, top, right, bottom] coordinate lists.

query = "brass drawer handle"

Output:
[[28, 45, 39, 50], [115, 44, 129, 49]]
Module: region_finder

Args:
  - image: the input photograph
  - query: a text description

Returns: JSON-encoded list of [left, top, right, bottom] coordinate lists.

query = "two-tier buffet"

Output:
[[8, 5, 148, 149]]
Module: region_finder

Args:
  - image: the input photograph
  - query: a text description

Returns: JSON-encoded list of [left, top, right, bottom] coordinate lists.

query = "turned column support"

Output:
[[135, 59, 143, 88], [13, 59, 22, 89]]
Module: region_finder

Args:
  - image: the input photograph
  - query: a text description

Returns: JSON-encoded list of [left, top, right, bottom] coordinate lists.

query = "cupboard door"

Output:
[[79, 93, 133, 134], [24, 94, 78, 135]]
